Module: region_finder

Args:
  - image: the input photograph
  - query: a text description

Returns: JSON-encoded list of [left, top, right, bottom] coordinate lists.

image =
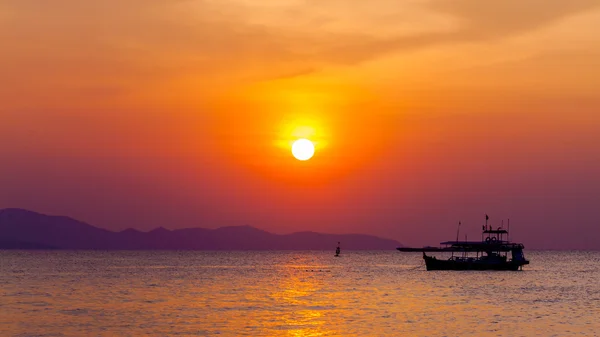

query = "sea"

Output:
[[1, 251, 599, 336]]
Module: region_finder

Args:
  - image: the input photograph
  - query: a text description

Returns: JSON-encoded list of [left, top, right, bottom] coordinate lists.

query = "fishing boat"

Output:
[[397, 217, 529, 271]]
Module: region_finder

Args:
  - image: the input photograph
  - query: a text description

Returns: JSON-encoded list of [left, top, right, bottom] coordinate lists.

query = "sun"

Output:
[[291, 139, 315, 161]]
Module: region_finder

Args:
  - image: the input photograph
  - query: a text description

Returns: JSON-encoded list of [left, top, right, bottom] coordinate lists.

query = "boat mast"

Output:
[[456, 221, 461, 243], [482, 214, 489, 242], [451, 221, 461, 259]]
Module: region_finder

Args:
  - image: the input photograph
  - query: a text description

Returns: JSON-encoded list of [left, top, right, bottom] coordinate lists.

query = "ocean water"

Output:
[[1, 251, 599, 336]]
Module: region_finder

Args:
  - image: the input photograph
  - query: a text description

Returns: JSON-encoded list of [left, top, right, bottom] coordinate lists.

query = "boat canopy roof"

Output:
[[398, 241, 525, 252], [483, 229, 508, 234], [396, 216, 522, 253]]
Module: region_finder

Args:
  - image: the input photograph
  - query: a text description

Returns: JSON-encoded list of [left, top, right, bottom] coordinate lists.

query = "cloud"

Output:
[[1, 0, 599, 99], [305, 0, 600, 66], [432, 0, 600, 38]]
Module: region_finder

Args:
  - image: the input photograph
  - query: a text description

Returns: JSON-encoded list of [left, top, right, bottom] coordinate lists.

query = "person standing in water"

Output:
[[335, 242, 341, 256]]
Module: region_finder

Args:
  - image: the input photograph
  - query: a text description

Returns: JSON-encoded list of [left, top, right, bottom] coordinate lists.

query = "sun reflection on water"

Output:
[[269, 255, 335, 336]]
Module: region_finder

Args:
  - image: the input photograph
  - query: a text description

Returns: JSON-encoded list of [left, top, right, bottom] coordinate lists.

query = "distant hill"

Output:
[[0, 209, 402, 250]]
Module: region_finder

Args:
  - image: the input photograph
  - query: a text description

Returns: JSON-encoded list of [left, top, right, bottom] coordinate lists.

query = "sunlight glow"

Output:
[[292, 139, 315, 161]]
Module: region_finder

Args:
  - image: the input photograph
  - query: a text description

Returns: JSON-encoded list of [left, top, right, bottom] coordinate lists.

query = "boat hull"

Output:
[[424, 256, 528, 271]]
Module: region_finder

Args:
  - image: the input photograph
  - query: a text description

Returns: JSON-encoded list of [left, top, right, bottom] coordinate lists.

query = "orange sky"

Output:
[[1, 0, 600, 249]]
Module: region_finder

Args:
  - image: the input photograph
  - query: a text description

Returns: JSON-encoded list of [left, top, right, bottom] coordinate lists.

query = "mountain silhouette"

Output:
[[0, 209, 402, 250]]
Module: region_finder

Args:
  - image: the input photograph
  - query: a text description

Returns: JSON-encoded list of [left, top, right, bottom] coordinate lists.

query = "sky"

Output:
[[1, 0, 600, 249]]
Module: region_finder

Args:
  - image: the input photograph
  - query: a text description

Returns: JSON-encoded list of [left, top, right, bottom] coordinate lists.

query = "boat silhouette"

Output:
[[397, 218, 529, 271]]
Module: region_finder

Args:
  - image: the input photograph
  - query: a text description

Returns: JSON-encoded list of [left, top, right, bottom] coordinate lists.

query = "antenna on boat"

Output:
[[508, 219, 510, 242], [456, 221, 461, 243], [482, 214, 489, 242]]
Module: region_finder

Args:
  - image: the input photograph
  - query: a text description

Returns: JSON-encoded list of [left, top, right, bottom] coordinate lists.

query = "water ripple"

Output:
[[1, 250, 599, 336]]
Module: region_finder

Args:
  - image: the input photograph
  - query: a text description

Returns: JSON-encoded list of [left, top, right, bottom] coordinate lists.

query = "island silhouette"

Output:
[[0, 209, 402, 250]]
